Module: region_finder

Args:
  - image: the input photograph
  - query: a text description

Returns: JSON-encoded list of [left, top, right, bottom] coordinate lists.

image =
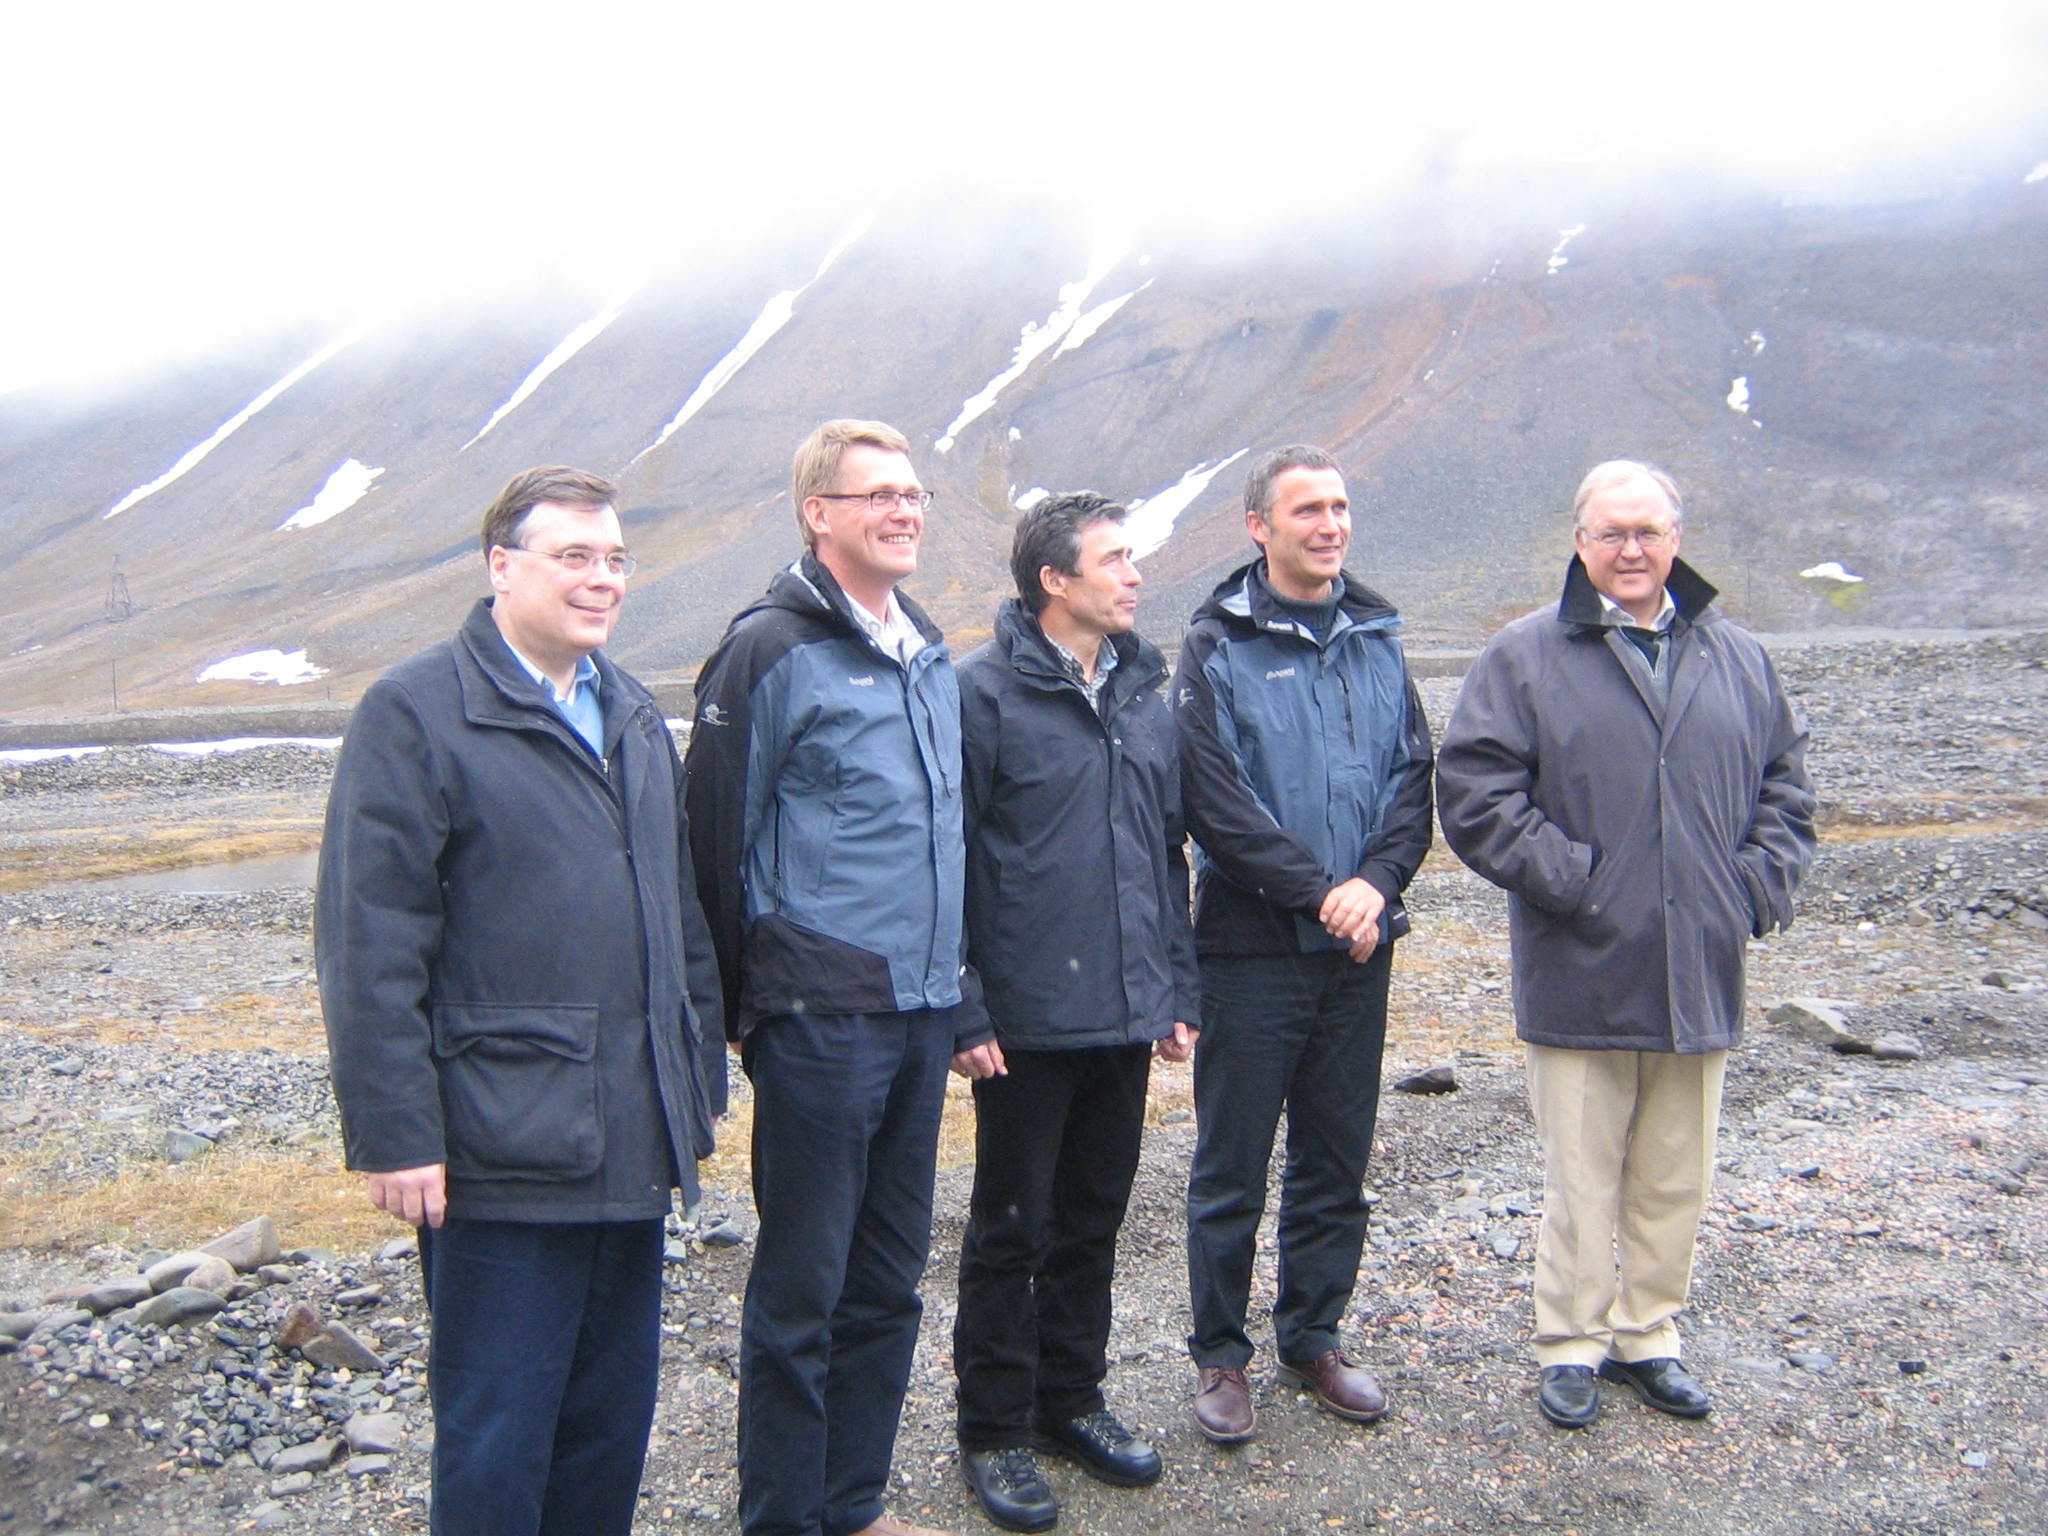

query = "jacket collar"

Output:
[[454, 598, 652, 748], [1556, 555, 1719, 633], [993, 596, 1164, 699], [1198, 558, 1401, 642], [756, 551, 946, 650]]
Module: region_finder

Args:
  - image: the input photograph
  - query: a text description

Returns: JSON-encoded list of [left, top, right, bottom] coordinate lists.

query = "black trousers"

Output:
[[418, 1217, 663, 1536], [738, 1008, 952, 1536], [1186, 946, 1391, 1368], [953, 1042, 1152, 1451]]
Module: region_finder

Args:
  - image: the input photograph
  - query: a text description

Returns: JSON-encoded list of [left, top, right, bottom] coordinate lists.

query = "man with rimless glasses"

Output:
[[689, 420, 966, 1536], [317, 465, 724, 1534], [1436, 460, 1814, 1431]]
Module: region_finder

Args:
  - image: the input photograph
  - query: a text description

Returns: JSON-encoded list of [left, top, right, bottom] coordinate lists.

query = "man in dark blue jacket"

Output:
[[688, 420, 966, 1536], [1173, 445, 1433, 1444], [317, 465, 723, 1536], [948, 493, 1199, 1532]]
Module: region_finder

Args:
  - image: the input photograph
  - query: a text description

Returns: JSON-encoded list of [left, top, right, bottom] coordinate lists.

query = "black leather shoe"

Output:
[[1599, 1356, 1711, 1418], [1536, 1364, 1600, 1429], [1034, 1409, 1162, 1488], [960, 1447, 1058, 1533]]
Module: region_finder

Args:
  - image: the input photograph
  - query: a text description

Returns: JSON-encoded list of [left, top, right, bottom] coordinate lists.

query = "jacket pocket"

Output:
[[431, 1003, 604, 1180]]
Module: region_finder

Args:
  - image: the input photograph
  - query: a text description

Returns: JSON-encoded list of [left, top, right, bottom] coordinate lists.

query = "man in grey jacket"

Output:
[[317, 465, 723, 1535], [1436, 460, 1814, 1430]]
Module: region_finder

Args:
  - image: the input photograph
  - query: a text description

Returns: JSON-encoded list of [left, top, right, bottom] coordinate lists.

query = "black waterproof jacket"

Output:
[[316, 600, 723, 1220], [953, 600, 1199, 1050]]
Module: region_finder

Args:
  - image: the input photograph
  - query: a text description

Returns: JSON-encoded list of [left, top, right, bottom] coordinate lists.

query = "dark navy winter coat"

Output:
[[316, 600, 723, 1221]]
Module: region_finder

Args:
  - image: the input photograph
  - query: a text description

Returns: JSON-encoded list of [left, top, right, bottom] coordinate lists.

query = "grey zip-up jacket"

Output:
[[316, 599, 723, 1221], [954, 599, 1199, 1051], [1435, 557, 1816, 1053], [686, 554, 966, 1035], [1173, 560, 1434, 957]]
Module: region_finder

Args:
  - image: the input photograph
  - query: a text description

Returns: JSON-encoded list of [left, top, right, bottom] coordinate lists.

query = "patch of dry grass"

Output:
[[0, 820, 320, 894], [16, 993, 325, 1052], [1816, 806, 2048, 842], [0, 1142, 401, 1256]]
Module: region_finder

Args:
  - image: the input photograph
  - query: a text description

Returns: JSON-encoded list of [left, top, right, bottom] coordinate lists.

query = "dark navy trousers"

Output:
[[738, 1008, 952, 1536], [418, 1216, 663, 1536], [1186, 946, 1391, 1368], [953, 1042, 1151, 1450]]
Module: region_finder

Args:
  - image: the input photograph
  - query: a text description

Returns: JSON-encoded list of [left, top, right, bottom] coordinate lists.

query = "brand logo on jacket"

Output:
[[1265, 666, 1297, 680], [849, 675, 876, 686], [698, 703, 728, 727]]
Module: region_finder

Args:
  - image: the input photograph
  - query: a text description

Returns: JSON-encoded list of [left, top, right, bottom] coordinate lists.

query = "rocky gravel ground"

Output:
[[2, 629, 2045, 1535]]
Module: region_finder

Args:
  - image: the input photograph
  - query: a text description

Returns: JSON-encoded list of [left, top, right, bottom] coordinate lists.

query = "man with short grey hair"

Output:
[[1436, 459, 1814, 1430]]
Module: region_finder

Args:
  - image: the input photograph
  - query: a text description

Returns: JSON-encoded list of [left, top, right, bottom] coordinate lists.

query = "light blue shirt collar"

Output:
[[505, 644, 604, 757]]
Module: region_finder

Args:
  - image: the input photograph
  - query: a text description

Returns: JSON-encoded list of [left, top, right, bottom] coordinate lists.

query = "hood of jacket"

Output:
[[1194, 558, 1403, 643]]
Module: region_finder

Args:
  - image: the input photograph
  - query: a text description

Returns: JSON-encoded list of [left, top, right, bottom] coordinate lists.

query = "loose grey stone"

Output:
[[1158, 1107, 1193, 1126], [29, 1308, 93, 1338], [1487, 1231, 1520, 1260], [144, 1250, 212, 1292], [79, 1276, 153, 1314], [335, 1284, 386, 1307], [376, 1234, 420, 1262], [271, 1437, 343, 1475], [248, 1500, 291, 1528], [136, 1286, 230, 1328], [1898, 1359, 1929, 1375], [201, 1214, 283, 1272], [698, 1216, 748, 1248], [1871, 1032, 1926, 1061], [1787, 1352, 1836, 1372], [344, 1411, 405, 1453], [50, 1056, 88, 1076], [1960, 1450, 1989, 1469], [0, 1311, 47, 1341], [1732, 1212, 1779, 1231], [164, 1127, 215, 1162], [181, 1255, 238, 1296], [1767, 998, 1868, 1052], [347, 1453, 393, 1477], [1393, 1064, 1459, 1094], [1731, 1356, 1788, 1376], [251, 1434, 285, 1468], [268, 1470, 317, 1496], [301, 1321, 387, 1372]]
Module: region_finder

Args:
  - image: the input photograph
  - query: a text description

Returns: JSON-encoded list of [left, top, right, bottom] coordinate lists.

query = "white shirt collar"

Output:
[[1596, 587, 1677, 633]]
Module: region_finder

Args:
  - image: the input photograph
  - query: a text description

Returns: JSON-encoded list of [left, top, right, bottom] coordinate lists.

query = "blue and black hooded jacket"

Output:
[[1172, 559, 1434, 957], [685, 553, 966, 1036]]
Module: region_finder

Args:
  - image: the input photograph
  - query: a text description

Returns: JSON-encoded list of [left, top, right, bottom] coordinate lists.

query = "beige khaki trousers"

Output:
[[1524, 1043, 1728, 1368]]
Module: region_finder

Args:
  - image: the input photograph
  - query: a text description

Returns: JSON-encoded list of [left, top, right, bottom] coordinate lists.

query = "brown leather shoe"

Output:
[[1192, 1365, 1256, 1443], [848, 1514, 955, 1536], [1276, 1349, 1389, 1423]]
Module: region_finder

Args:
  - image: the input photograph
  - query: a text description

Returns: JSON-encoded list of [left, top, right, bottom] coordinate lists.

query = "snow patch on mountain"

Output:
[[279, 459, 384, 532], [106, 329, 366, 518], [935, 238, 1136, 454], [631, 219, 872, 466], [462, 291, 636, 450], [1125, 449, 1249, 558], [196, 649, 328, 686]]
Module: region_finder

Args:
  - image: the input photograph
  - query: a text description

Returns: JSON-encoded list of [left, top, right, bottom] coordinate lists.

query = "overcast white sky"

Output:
[[4, 0, 2043, 397]]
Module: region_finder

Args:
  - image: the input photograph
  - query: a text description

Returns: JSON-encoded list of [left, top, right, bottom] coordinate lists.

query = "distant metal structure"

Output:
[[106, 557, 133, 622]]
